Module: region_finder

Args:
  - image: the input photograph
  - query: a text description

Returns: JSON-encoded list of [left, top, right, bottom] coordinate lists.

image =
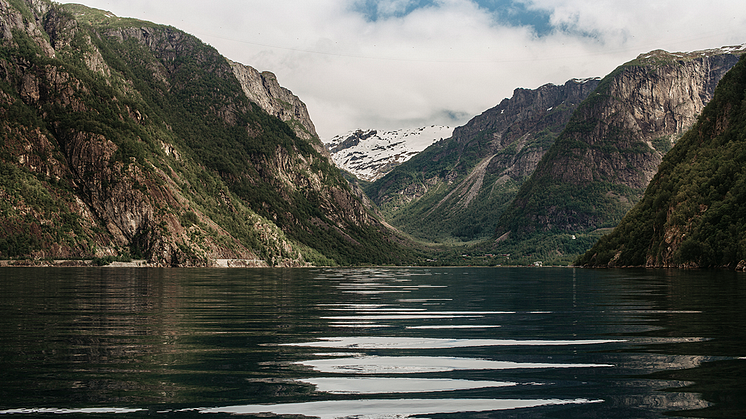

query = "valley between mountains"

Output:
[[2, 0, 746, 268], [328, 46, 746, 267]]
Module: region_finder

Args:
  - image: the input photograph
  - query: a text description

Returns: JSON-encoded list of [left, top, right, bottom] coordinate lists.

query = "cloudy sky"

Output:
[[69, 0, 746, 140]]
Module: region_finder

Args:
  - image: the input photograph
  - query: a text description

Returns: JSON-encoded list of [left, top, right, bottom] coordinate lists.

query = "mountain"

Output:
[[231, 60, 327, 155], [364, 78, 600, 242], [576, 55, 746, 269], [492, 46, 745, 264], [0, 0, 413, 266], [326, 126, 453, 181]]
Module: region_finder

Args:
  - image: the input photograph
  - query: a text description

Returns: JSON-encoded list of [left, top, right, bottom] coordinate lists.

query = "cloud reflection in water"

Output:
[[195, 398, 601, 418], [296, 355, 613, 374], [297, 377, 517, 394]]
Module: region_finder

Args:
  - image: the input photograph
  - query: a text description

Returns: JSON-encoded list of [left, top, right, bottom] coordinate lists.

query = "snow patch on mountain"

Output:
[[325, 125, 454, 181]]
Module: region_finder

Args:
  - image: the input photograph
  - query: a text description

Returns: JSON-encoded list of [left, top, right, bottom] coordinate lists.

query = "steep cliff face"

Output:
[[0, 0, 54, 55], [494, 47, 743, 261], [230, 61, 327, 156], [577, 56, 746, 269], [364, 78, 599, 241], [0, 0, 410, 266]]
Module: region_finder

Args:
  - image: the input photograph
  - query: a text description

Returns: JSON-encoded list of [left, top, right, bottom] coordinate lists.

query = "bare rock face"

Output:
[[230, 61, 327, 157], [498, 46, 745, 237], [227, 61, 389, 247], [0, 0, 54, 56], [451, 78, 600, 145], [577, 54, 746, 269], [553, 52, 738, 188]]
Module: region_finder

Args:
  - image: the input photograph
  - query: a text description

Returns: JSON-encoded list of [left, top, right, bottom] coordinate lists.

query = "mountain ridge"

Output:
[[325, 125, 454, 181], [576, 55, 746, 269], [490, 45, 744, 263], [363, 77, 601, 242], [0, 0, 414, 266], [3, 0, 745, 268]]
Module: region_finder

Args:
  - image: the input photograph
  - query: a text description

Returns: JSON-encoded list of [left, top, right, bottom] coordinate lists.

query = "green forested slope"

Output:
[[0, 0, 414, 266], [577, 55, 746, 268]]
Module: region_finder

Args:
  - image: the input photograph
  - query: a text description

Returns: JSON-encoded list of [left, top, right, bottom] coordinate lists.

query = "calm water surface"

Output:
[[1, 267, 746, 418]]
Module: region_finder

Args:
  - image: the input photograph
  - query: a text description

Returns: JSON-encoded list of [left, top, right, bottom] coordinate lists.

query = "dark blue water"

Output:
[[1, 267, 745, 418]]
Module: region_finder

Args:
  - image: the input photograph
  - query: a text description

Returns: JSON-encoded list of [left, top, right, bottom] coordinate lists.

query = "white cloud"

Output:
[[527, 0, 746, 50], [367, 0, 420, 17], [67, 1, 746, 139]]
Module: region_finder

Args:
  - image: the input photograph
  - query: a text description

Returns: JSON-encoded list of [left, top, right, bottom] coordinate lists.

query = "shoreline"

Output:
[[0, 259, 577, 269], [0, 259, 581, 269], [0, 259, 150, 268], [6, 259, 741, 270]]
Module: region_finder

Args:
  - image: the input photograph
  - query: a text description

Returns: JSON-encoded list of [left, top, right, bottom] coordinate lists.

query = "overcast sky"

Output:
[[68, 0, 746, 140]]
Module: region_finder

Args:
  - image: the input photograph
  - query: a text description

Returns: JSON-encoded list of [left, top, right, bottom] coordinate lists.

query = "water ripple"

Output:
[[297, 377, 517, 394], [193, 398, 601, 418], [296, 355, 613, 374], [283, 336, 622, 349]]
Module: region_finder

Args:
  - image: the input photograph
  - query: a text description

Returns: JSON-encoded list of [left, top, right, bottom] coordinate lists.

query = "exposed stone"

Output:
[[367, 78, 600, 241], [230, 60, 327, 157], [500, 48, 744, 235]]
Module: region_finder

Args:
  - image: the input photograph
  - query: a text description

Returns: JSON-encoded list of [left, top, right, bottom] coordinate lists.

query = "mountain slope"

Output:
[[0, 0, 412, 266], [364, 78, 600, 242], [230, 60, 327, 156], [493, 47, 744, 263], [576, 55, 746, 269], [326, 125, 453, 181]]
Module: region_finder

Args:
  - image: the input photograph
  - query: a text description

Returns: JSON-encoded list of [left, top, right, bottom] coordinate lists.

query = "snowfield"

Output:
[[325, 125, 454, 181]]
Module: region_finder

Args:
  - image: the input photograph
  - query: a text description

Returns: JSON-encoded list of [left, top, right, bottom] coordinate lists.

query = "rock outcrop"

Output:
[[230, 61, 327, 156]]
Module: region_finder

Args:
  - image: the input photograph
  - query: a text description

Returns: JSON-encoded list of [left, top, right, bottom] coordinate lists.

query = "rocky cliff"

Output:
[[577, 55, 746, 269], [230, 61, 327, 156], [493, 46, 744, 262], [0, 0, 411, 266], [364, 78, 600, 241]]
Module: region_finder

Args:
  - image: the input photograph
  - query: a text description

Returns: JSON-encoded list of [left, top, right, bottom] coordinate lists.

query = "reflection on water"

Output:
[[1, 267, 746, 417], [296, 377, 517, 394], [193, 398, 600, 418], [0, 408, 146, 414], [407, 325, 502, 329], [283, 336, 621, 349], [296, 355, 613, 374]]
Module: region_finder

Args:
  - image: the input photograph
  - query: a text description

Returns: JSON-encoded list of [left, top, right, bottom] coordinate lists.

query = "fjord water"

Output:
[[1, 268, 746, 418]]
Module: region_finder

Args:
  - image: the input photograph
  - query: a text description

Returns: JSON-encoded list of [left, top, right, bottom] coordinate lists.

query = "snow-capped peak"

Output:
[[325, 125, 454, 181]]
